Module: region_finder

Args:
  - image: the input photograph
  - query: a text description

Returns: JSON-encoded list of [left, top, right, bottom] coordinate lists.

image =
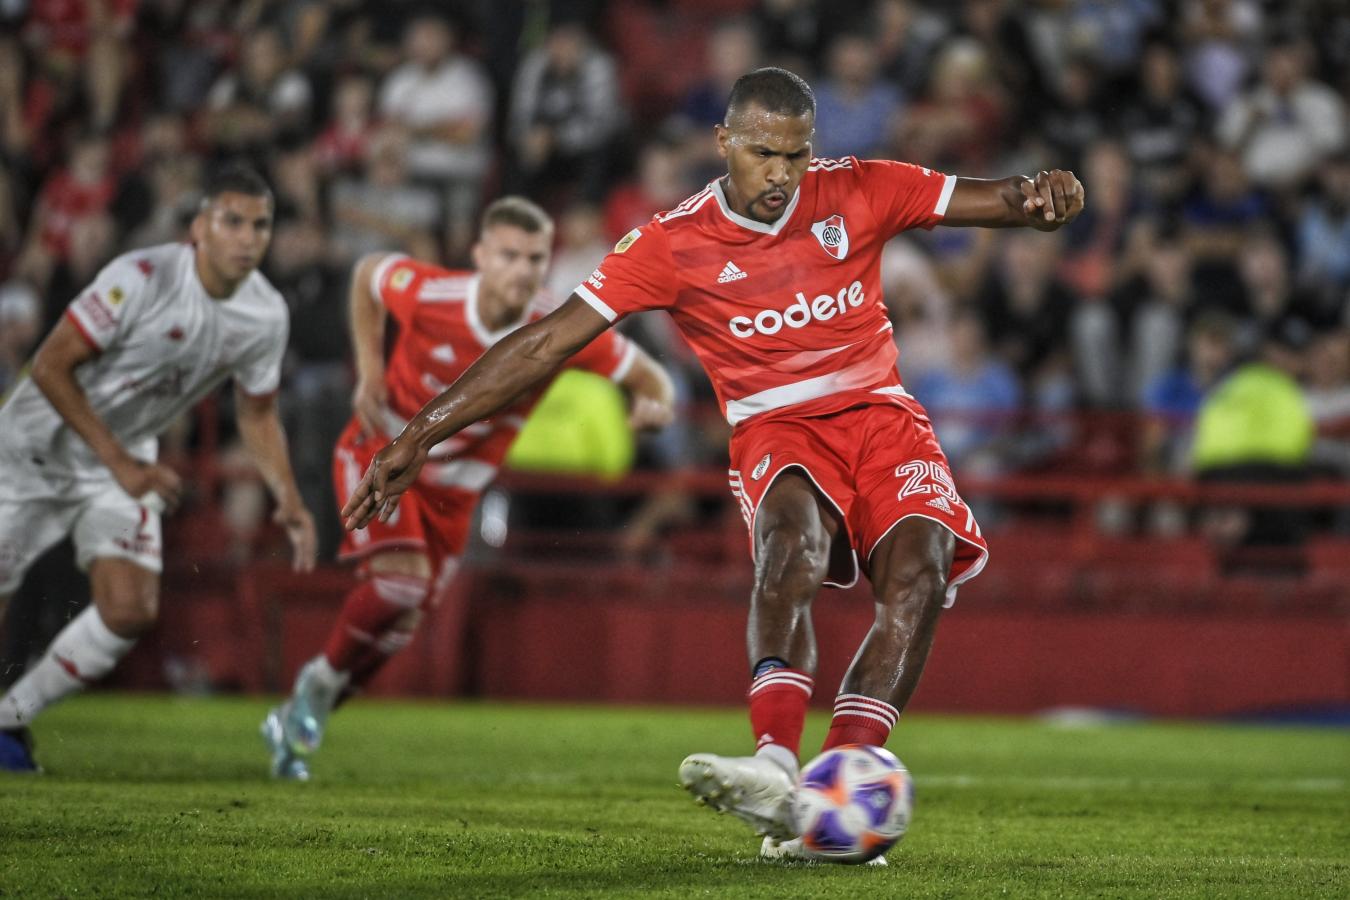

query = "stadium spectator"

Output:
[[312, 73, 379, 178], [378, 12, 493, 261], [1123, 234, 1201, 406], [884, 237, 955, 382], [508, 20, 623, 205], [1216, 36, 1347, 190], [811, 32, 903, 160], [0, 280, 41, 396], [1295, 151, 1350, 303], [1192, 316, 1315, 548], [978, 230, 1075, 390], [202, 26, 314, 160], [1305, 328, 1350, 478], [907, 309, 1020, 473], [1181, 0, 1262, 113], [1042, 55, 1107, 177], [678, 19, 762, 129], [873, 0, 948, 99], [18, 132, 116, 290], [1119, 37, 1207, 206], [546, 203, 610, 303], [602, 139, 695, 241], [893, 37, 1007, 174], [329, 126, 441, 265], [1140, 312, 1237, 474]]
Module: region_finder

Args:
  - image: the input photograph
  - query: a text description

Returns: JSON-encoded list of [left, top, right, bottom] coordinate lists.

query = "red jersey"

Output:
[[574, 156, 954, 425], [366, 255, 635, 492]]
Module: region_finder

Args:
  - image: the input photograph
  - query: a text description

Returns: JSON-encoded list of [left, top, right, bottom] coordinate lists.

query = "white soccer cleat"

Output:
[[260, 707, 310, 781], [760, 835, 888, 866], [678, 753, 796, 841]]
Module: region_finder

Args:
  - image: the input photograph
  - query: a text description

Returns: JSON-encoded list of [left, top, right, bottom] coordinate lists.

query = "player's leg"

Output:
[[0, 491, 117, 771], [822, 517, 953, 750], [0, 557, 156, 731], [271, 549, 432, 752], [680, 469, 838, 840]]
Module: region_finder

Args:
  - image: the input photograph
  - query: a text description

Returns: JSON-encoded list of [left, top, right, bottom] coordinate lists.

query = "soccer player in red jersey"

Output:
[[261, 197, 675, 780], [340, 69, 1083, 854]]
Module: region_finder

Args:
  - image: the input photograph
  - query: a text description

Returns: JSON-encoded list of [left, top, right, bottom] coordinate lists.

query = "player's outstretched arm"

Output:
[[342, 295, 612, 530], [941, 170, 1085, 231], [234, 387, 317, 572], [30, 317, 183, 510]]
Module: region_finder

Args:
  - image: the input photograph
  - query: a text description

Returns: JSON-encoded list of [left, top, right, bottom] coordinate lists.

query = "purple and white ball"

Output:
[[791, 744, 914, 863]]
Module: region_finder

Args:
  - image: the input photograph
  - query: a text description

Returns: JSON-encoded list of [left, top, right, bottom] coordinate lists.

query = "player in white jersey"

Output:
[[0, 164, 317, 772]]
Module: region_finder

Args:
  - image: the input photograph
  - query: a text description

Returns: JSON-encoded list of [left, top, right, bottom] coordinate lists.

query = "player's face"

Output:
[[716, 105, 813, 224], [473, 224, 552, 313], [192, 192, 274, 288]]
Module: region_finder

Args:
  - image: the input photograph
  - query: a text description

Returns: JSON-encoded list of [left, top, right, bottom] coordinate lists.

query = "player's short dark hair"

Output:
[[201, 163, 273, 206], [481, 196, 553, 235], [725, 67, 815, 125]]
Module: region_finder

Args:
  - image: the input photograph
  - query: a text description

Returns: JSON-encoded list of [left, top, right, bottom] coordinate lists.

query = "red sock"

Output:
[[748, 668, 813, 757], [822, 693, 899, 750], [322, 574, 428, 674]]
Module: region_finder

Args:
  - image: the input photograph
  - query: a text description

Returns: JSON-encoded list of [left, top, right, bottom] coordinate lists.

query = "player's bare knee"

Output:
[[755, 524, 830, 604], [97, 585, 159, 637], [876, 558, 947, 619]]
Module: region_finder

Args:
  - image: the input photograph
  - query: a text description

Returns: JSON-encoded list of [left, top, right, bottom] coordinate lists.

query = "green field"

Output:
[[1, 696, 1347, 898]]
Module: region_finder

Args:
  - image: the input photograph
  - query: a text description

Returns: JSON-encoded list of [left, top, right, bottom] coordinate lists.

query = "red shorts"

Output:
[[332, 419, 477, 584], [727, 397, 988, 604]]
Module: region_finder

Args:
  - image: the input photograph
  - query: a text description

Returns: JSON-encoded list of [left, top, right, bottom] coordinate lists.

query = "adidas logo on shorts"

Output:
[[926, 496, 955, 515], [717, 261, 748, 283]]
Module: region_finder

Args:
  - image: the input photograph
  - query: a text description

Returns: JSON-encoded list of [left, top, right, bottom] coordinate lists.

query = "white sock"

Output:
[[0, 606, 135, 728], [756, 742, 800, 779], [308, 655, 349, 692]]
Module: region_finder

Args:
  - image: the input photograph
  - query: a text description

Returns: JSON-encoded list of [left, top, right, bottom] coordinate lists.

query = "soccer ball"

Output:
[[791, 744, 913, 863]]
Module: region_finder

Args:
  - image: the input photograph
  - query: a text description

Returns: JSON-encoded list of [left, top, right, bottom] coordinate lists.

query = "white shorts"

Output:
[[0, 466, 162, 595]]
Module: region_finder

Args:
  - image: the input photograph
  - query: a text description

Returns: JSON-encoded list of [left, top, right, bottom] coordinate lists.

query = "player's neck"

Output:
[[477, 290, 527, 332], [194, 253, 242, 300]]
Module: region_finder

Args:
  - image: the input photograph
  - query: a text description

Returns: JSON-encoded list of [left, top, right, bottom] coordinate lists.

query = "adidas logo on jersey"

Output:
[[926, 496, 955, 515], [717, 261, 748, 283]]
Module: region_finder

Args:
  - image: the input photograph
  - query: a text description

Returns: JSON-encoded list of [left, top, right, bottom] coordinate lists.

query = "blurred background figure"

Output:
[[379, 12, 493, 262], [0, 280, 41, 396], [508, 20, 623, 207]]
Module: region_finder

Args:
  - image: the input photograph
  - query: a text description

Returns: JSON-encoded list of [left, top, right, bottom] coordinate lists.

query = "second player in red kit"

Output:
[[341, 69, 1084, 859]]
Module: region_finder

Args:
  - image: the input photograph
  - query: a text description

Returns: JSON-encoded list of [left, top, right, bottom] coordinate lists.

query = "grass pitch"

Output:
[[0, 696, 1346, 898]]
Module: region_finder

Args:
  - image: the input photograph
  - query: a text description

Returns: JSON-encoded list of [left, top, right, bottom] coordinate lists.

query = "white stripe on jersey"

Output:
[[807, 157, 855, 171], [575, 284, 617, 322], [724, 358, 901, 425], [658, 187, 715, 223], [935, 174, 957, 217], [369, 254, 407, 303], [420, 458, 498, 492]]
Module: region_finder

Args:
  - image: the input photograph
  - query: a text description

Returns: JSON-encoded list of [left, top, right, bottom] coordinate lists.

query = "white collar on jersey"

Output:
[[464, 274, 531, 347], [711, 177, 802, 236]]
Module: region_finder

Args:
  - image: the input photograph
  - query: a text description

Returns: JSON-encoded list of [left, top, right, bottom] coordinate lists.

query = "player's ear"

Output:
[[714, 123, 730, 160], [188, 211, 205, 244], [470, 241, 484, 269]]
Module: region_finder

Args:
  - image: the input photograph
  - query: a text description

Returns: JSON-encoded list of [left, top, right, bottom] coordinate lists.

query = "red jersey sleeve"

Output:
[[572, 223, 677, 323], [369, 254, 437, 326], [567, 329, 638, 381], [856, 158, 956, 236]]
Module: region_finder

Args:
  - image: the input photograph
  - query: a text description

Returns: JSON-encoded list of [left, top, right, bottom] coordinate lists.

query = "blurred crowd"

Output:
[[1, 0, 1349, 550]]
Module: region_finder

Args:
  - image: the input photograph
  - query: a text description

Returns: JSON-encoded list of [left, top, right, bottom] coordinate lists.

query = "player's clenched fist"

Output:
[[1019, 170, 1084, 231], [341, 435, 427, 530]]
